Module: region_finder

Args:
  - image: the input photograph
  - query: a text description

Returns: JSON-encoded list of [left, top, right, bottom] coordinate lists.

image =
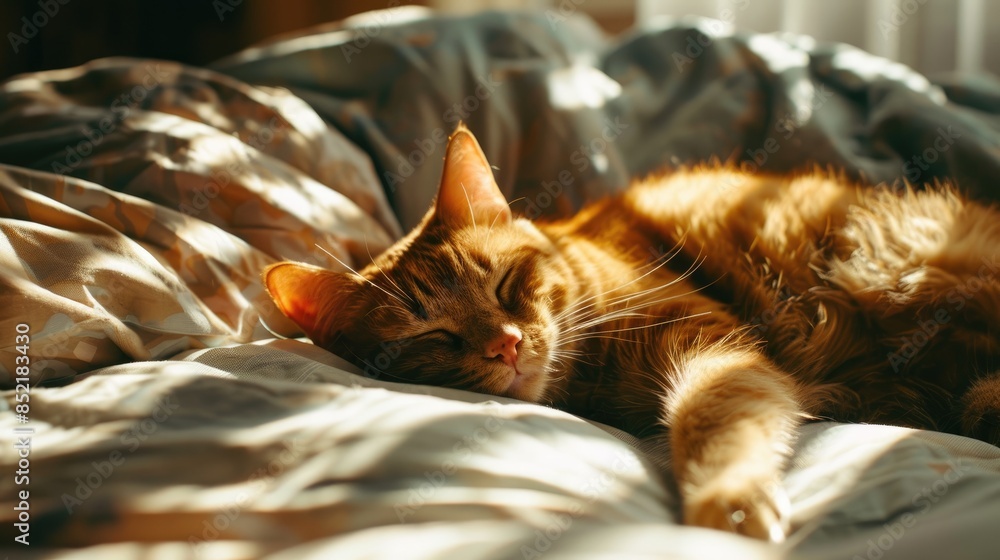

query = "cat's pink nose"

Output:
[[485, 326, 522, 367]]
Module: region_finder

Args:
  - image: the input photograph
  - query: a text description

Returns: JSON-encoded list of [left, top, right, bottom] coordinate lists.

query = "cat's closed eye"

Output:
[[496, 267, 517, 311], [420, 329, 465, 350]]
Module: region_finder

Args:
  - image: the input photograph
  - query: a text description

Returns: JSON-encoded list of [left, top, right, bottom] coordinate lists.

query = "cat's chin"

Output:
[[502, 365, 547, 403]]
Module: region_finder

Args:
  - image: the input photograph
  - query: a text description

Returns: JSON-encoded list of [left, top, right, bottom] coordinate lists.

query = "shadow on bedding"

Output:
[[0, 360, 672, 551], [782, 423, 1000, 560]]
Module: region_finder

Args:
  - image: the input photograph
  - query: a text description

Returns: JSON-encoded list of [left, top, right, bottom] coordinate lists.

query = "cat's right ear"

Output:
[[434, 123, 512, 229], [263, 262, 362, 345]]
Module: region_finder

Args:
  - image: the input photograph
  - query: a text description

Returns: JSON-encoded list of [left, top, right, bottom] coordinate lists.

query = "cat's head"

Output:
[[263, 124, 575, 402]]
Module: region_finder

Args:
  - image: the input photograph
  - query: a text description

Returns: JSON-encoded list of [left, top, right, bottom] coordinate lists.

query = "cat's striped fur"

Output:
[[265, 124, 1000, 540]]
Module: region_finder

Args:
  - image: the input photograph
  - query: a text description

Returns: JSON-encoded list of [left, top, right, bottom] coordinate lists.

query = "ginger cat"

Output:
[[264, 124, 1000, 540]]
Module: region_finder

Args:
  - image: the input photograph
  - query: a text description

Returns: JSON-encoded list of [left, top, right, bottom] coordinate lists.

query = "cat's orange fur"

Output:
[[264, 124, 1000, 540]]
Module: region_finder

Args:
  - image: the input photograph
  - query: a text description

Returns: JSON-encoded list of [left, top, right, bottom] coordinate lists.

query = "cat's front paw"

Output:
[[683, 476, 790, 542]]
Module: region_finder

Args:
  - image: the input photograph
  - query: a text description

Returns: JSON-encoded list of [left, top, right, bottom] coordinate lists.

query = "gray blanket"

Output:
[[213, 9, 1000, 230]]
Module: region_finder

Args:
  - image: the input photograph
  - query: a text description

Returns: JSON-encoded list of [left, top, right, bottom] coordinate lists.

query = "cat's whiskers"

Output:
[[364, 236, 413, 304], [559, 311, 713, 346], [635, 232, 690, 272], [548, 347, 599, 369], [554, 254, 709, 333], [484, 197, 525, 249], [507, 197, 527, 210], [550, 347, 586, 358], [315, 243, 410, 306], [558, 280, 691, 326], [344, 348, 413, 384], [363, 304, 412, 320], [560, 334, 637, 345], [547, 349, 576, 366], [619, 368, 674, 399], [552, 244, 701, 328], [563, 311, 660, 333], [537, 361, 570, 403], [553, 242, 688, 323], [460, 182, 478, 234], [561, 276, 722, 335]]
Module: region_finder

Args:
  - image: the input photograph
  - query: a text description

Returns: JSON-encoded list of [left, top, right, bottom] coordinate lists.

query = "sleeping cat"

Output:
[[263, 123, 1000, 541]]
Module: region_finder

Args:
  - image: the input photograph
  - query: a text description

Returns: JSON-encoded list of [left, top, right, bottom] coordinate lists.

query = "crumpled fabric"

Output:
[[0, 59, 398, 385], [214, 8, 1000, 231]]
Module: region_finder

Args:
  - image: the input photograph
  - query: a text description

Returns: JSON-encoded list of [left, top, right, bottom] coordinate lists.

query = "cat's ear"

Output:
[[263, 262, 362, 345], [434, 123, 512, 229]]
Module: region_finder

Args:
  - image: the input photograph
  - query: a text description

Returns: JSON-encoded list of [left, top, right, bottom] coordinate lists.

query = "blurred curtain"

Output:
[[430, 0, 998, 75]]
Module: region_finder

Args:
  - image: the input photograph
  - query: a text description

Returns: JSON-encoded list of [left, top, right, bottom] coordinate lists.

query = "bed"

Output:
[[1, 7, 999, 559]]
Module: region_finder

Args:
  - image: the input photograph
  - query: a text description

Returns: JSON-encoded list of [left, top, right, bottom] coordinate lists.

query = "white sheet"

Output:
[[2, 339, 999, 559]]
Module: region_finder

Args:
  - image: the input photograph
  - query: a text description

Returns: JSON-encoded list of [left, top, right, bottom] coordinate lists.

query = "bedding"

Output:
[[1, 7, 1000, 558]]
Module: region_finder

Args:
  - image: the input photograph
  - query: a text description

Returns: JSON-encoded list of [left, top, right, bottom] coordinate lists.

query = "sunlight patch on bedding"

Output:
[[747, 34, 809, 74], [784, 33, 817, 53], [547, 63, 622, 111], [188, 132, 245, 171], [643, 15, 736, 39], [742, 35, 818, 127], [591, 152, 609, 174], [342, 5, 430, 29], [639, 14, 682, 32], [229, 6, 431, 62], [171, 218, 261, 269], [266, 93, 326, 143], [783, 423, 919, 524], [2, 77, 44, 94], [72, 340, 98, 362], [34, 312, 76, 338], [121, 291, 213, 335], [271, 184, 315, 219], [147, 335, 212, 359], [142, 114, 216, 140], [300, 521, 530, 559], [830, 47, 946, 104], [787, 78, 816, 127]]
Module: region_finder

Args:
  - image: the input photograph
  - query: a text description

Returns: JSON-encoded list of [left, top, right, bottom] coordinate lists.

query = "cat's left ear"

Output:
[[434, 123, 512, 229], [263, 261, 363, 347]]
